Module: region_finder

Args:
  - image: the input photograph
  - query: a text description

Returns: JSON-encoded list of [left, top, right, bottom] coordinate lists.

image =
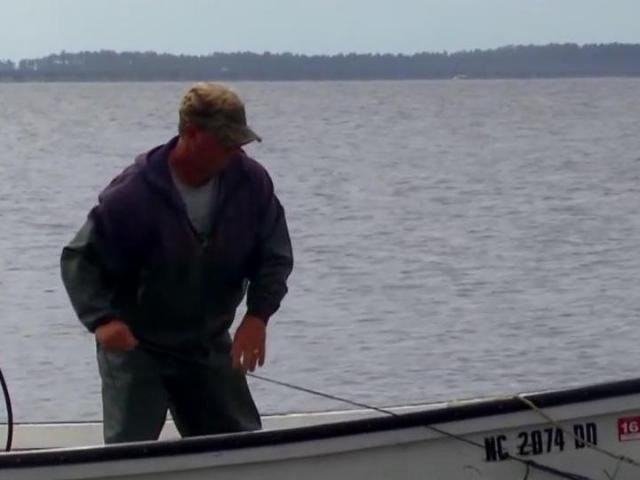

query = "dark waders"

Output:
[[96, 333, 261, 444]]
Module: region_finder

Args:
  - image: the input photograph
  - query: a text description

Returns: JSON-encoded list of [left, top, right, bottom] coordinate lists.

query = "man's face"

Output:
[[185, 125, 242, 175]]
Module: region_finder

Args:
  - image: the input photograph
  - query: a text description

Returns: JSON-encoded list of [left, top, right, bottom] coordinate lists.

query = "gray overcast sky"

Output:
[[1, 0, 639, 61]]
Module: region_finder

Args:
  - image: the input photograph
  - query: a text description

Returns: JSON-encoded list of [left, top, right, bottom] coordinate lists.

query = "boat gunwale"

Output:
[[1, 376, 640, 468]]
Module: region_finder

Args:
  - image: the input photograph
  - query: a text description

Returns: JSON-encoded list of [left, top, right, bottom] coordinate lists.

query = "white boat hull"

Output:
[[2, 378, 640, 479]]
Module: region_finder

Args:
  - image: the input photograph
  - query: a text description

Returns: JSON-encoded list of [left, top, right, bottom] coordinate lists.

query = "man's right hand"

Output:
[[95, 319, 138, 351]]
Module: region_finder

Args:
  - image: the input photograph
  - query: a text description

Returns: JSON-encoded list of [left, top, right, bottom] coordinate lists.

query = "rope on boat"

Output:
[[251, 364, 640, 479], [247, 371, 594, 480], [0, 368, 13, 452]]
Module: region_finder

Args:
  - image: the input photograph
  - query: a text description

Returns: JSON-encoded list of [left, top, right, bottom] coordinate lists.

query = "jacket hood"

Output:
[[98, 135, 250, 213]]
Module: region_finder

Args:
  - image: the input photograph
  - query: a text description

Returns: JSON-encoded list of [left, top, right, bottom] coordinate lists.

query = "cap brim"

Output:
[[233, 125, 262, 146]]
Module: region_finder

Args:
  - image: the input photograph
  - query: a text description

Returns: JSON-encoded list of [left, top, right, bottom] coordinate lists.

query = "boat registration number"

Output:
[[483, 422, 597, 462]]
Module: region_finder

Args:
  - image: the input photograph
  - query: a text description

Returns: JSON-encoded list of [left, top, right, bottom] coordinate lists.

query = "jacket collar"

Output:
[[142, 136, 249, 209]]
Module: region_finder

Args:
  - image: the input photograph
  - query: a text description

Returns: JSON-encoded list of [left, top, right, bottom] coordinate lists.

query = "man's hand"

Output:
[[231, 314, 267, 372], [95, 319, 138, 351]]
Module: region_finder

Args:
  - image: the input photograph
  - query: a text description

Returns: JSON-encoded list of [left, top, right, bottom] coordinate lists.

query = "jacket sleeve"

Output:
[[60, 193, 144, 332], [60, 217, 120, 332], [246, 174, 294, 324]]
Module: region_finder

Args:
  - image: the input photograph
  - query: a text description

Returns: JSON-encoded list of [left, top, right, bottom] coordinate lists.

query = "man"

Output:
[[60, 82, 294, 444]]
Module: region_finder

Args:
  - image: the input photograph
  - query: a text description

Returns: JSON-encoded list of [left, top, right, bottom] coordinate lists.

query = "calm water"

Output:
[[0, 79, 639, 422]]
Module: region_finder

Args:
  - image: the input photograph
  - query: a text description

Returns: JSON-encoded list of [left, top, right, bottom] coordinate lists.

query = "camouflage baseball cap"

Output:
[[179, 82, 262, 146]]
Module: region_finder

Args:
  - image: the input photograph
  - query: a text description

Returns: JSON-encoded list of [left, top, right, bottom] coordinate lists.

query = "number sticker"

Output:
[[618, 417, 640, 441]]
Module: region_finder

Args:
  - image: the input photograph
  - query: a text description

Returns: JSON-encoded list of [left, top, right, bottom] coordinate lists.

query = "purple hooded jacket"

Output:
[[61, 136, 293, 352]]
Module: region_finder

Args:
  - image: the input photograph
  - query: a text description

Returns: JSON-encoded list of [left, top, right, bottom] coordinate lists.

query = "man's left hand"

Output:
[[231, 314, 267, 372]]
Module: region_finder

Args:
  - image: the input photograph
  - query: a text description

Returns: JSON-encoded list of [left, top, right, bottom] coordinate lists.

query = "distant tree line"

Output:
[[1, 43, 639, 81], [0, 59, 15, 73]]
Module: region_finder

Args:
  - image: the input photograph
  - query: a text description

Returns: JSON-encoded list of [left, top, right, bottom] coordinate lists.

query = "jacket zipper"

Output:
[[180, 173, 248, 251]]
